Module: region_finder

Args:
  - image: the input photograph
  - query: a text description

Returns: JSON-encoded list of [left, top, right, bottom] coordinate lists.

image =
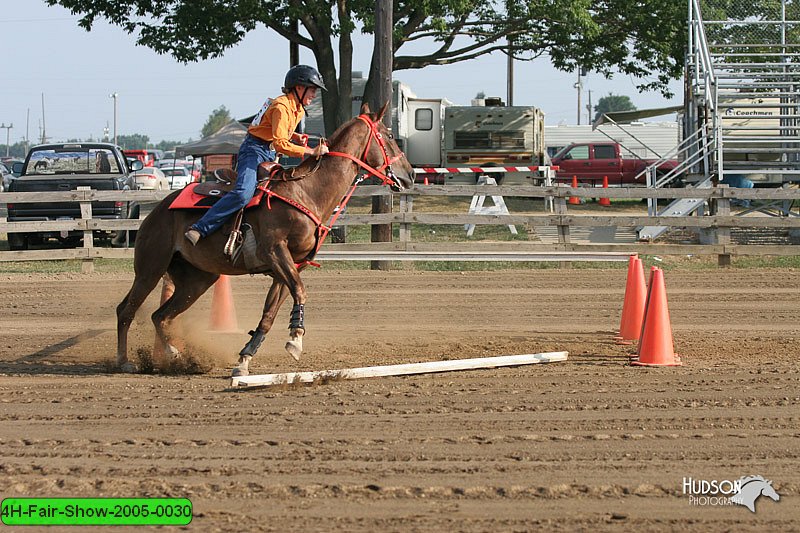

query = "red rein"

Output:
[[262, 114, 404, 268]]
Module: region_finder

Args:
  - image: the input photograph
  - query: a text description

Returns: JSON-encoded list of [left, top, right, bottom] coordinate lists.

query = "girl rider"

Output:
[[185, 64, 329, 245]]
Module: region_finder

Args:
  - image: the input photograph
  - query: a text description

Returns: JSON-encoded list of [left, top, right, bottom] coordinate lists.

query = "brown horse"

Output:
[[116, 103, 414, 375]]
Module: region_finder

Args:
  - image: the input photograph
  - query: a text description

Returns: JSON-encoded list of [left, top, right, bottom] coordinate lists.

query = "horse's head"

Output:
[[356, 102, 415, 192], [760, 480, 780, 502]]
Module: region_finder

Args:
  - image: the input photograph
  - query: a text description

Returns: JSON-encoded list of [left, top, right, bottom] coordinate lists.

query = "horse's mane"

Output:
[[290, 112, 379, 174], [739, 475, 770, 486]]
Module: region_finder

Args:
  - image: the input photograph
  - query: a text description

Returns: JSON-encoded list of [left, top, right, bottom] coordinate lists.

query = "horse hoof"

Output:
[[231, 356, 252, 377], [285, 341, 302, 362], [119, 361, 138, 373], [231, 366, 249, 377]]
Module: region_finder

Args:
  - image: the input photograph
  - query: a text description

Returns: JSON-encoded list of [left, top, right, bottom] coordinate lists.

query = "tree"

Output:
[[155, 139, 191, 151], [201, 106, 233, 139], [0, 141, 28, 159], [116, 133, 150, 150], [46, 0, 688, 133], [594, 94, 636, 122]]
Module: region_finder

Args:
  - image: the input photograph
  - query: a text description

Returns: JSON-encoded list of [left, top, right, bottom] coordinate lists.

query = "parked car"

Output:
[[145, 149, 164, 162], [0, 161, 12, 192], [123, 149, 155, 167], [5, 159, 24, 177], [550, 142, 680, 186], [162, 166, 194, 189], [158, 158, 201, 181], [133, 166, 171, 190]]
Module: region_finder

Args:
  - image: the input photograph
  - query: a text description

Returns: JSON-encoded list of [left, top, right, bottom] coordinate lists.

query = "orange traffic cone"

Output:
[[209, 275, 238, 332], [568, 175, 581, 205], [599, 176, 611, 206], [632, 268, 682, 366], [424, 175, 429, 185], [615, 256, 647, 345]]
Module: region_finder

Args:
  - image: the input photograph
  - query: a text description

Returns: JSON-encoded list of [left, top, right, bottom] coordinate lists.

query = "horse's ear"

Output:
[[377, 101, 389, 121], [360, 102, 372, 115]]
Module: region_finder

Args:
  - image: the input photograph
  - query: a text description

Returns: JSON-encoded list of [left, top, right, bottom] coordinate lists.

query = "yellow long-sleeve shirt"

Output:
[[248, 93, 306, 159]]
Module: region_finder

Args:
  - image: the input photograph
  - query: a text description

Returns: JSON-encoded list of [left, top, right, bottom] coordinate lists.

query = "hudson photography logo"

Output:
[[682, 475, 780, 512]]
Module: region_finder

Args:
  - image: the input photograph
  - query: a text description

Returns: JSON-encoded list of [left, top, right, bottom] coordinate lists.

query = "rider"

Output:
[[185, 64, 329, 245]]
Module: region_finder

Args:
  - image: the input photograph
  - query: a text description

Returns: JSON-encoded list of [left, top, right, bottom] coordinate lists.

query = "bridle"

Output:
[[256, 113, 410, 268], [326, 114, 406, 190]]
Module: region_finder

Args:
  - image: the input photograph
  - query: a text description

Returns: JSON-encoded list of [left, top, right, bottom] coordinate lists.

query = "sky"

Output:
[[2, 1, 683, 146]]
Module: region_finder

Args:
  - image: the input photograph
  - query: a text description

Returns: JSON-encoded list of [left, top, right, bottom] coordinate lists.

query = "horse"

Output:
[[729, 475, 780, 512], [115, 102, 414, 375]]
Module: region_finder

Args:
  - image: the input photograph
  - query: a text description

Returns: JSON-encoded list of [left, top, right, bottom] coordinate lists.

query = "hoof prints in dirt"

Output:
[[134, 347, 213, 375]]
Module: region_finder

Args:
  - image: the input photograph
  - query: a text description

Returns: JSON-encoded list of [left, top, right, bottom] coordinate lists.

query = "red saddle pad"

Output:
[[168, 183, 265, 210]]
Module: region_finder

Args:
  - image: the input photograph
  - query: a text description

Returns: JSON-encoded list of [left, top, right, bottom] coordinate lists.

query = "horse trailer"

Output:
[[303, 75, 548, 184]]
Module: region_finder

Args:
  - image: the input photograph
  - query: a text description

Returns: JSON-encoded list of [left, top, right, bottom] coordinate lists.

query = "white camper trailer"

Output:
[[303, 77, 547, 183]]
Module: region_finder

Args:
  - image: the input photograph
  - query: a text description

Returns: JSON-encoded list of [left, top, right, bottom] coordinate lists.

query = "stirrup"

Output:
[[223, 230, 242, 257]]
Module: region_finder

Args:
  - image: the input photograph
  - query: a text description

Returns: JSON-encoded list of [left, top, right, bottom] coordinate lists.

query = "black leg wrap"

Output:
[[239, 329, 266, 356], [289, 304, 305, 330]]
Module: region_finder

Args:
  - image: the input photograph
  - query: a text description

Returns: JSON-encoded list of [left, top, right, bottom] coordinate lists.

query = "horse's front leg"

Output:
[[285, 300, 305, 362], [268, 244, 307, 362], [233, 279, 290, 377]]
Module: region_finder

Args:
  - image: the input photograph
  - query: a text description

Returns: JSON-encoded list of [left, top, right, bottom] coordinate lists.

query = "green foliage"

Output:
[[45, 0, 690, 131], [594, 93, 637, 122], [115, 133, 150, 150], [201, 106, 232, 138], [699, 1, 800, 64], [155, 139, 190, 151], [0, 141, 29, 158]]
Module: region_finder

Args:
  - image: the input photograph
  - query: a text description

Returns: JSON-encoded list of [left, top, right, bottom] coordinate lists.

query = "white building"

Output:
[[545, 122, 680, 159]]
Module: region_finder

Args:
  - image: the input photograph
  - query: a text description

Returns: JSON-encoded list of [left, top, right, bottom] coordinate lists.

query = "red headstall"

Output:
[[326, 114, 404, 187], [258, 113, 406, 269]]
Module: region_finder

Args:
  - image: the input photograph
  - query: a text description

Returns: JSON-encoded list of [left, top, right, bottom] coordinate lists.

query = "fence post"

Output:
[[398, 193, 412, 245], [77, 186, 94, 274], [554, 194, 571, 268], [716, 184, 731, 267]]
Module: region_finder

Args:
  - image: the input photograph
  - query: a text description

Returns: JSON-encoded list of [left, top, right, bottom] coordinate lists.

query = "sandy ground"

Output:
[[0, 267, 798, 531]]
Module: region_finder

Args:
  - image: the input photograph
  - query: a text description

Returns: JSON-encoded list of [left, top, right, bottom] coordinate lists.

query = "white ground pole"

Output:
[[229, 351, 568, 389]]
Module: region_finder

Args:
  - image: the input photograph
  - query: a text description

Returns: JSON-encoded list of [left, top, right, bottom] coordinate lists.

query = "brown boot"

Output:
[[185, 229, 201, 246]]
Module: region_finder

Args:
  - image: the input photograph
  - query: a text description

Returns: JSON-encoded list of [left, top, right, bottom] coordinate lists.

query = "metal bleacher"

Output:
[[639, 0, 800, 241]]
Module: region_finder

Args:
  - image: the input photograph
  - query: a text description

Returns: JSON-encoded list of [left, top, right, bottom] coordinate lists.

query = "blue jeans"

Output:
[[192, 134, 276, 236]]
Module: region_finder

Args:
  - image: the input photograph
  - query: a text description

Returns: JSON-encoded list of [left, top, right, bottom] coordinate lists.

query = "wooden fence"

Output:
[[1, 184, 799, 271]]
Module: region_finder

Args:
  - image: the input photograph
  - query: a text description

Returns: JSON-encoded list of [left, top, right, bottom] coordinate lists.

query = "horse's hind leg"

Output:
[[267, 244, 308, 362], [233, 279, 291, 377], [117, 266, 169, 372], [152, 257, 219, 358]]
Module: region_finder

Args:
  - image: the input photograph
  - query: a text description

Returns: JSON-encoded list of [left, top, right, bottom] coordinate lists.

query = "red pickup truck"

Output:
[[550, 142, 679, 186]]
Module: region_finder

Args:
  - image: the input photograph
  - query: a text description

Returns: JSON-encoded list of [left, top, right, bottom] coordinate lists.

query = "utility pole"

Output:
[[507, 38, 514, 106], [586, 90, 593, 125], [371, 0, 393, 270], [575, 69, 582, 125], [0, 123, 12, 157], [289, 20, 299, 67], [574, 67, 587, 125], [40, 93, 47, 144], [110, 93, 118, 146], [25, 108, 30, 154]]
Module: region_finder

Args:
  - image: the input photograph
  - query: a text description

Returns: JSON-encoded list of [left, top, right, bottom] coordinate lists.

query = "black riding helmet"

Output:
[[284, 65, 326, 92]]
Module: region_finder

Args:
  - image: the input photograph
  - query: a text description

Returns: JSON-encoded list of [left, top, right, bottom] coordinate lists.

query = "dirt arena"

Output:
[[0, 266, 798, 531]]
